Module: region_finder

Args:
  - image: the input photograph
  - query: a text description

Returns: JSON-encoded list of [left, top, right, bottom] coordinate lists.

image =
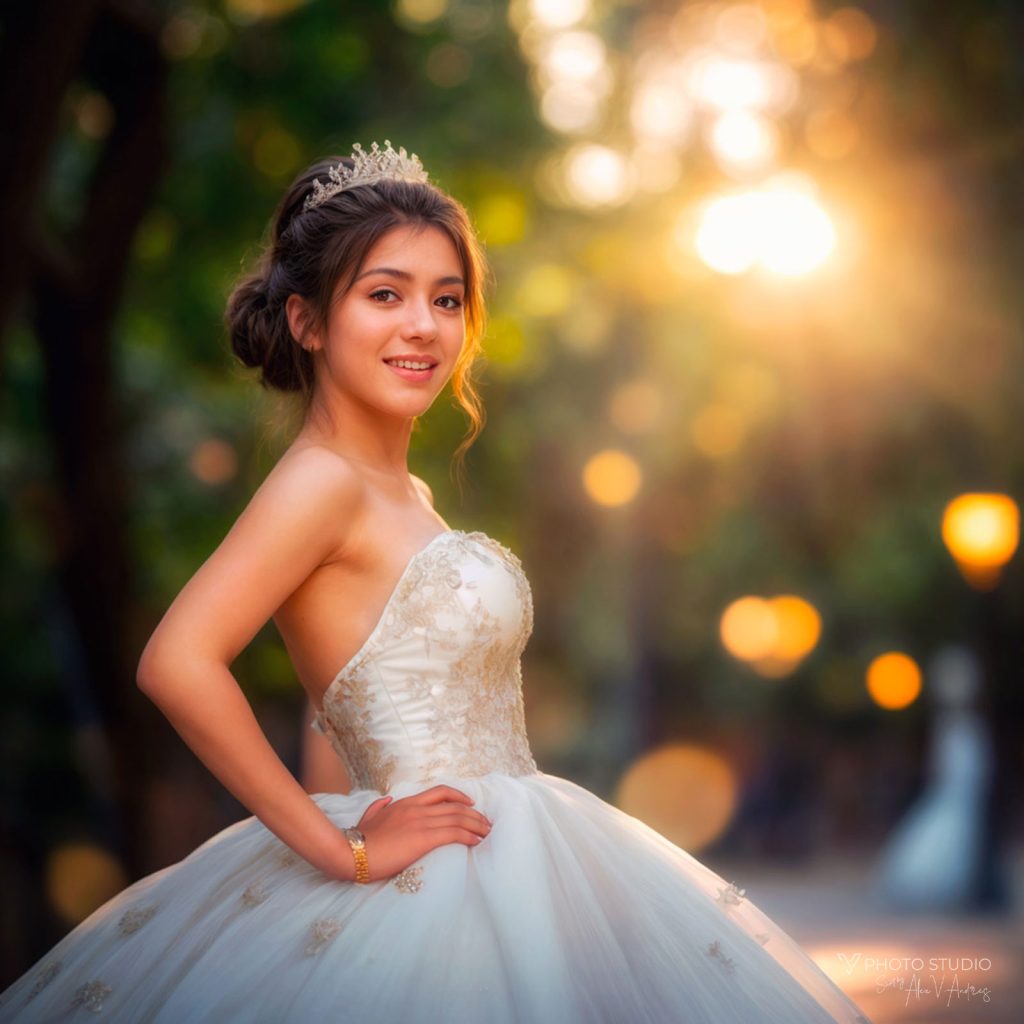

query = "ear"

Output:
[[285, 293, 321, 352]]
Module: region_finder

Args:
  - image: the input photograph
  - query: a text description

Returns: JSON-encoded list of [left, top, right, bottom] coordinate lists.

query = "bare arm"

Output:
[[136, 448, 365, 881]]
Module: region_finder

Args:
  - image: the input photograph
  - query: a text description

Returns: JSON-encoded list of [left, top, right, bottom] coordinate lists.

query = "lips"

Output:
[[383, 358, 439, 382], [383, 356, 439, 369]]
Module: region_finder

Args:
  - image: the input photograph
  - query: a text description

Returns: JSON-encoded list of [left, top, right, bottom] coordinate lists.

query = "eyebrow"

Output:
[[354, 266, 465, 287]]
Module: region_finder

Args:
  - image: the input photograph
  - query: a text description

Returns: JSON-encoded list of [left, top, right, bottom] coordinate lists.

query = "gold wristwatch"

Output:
[[342, 826, 370, 884]]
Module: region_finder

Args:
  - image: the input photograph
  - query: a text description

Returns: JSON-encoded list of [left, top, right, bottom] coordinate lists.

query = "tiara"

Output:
[[302, 140, 430, 212]]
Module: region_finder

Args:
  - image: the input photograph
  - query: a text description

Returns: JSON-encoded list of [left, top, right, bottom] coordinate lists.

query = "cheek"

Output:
[[447, 313, 467, 344], [328, 308, 387, 356]]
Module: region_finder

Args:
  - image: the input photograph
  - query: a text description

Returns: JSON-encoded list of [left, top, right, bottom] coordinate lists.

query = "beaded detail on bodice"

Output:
[[311, 530, 538, 792]]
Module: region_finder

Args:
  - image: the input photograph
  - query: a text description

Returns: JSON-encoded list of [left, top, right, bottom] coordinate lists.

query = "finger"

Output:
[[432, 785, 474, 804], [413, 785, 474, 806], [360, 796, 393, 822], [425, 812, 492, 837], [421, 805, 492, 828], [429, 826, 486, 848]]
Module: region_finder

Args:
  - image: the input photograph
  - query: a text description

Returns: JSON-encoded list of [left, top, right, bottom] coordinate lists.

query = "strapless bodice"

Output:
[[310, 530, 538, 792]]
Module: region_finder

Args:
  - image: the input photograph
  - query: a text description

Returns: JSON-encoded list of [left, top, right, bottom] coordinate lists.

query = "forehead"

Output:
[[362, 223, 461, 269]]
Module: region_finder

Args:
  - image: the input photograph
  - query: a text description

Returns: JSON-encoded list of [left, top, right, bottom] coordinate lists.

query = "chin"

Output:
[[381, 395, 440, 420]]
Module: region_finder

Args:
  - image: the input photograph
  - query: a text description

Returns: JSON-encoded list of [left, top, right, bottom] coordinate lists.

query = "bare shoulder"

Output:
[[138, 446, 368, 679], [410, 473, 434, 508], [269, 444, 365, 503], [263, 445, 369, 549]]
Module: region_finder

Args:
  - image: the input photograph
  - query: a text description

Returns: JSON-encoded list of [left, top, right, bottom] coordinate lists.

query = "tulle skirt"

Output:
[[0, 770, 872, 1023]]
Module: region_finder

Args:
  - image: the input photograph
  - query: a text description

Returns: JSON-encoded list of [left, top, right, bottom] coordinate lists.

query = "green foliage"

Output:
[[4, 0, 1023, 788]]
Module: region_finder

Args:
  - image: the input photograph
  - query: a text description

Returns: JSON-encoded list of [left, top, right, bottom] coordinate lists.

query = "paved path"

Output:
[[708, 848, 1023, 1024]]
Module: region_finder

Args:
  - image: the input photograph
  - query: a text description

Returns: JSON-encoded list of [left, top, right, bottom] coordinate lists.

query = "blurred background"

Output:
[[1, 0, 1022, 1018]]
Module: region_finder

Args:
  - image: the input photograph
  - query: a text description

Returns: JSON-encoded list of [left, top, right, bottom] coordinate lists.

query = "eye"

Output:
[[438, 294, 464, 310], [369, 288, 398, 303]]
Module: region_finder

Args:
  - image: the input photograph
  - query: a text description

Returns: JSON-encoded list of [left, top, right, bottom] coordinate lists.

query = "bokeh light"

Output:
[[687, 53, 798, 113], [46, 843, 128, 924], [708, 109, 780, 175], [694, 180, 836, 276], [529, 0, 589, 32], [73, 91, 115, 140], [630, 68, 695, 145], [188, 439, 239, 486], [395, 0, 448, 27], [582, 448, 642, 507], [538, 30, 606, 85], [721, 595, 777, 662], [565, 144, 632, 207], [720, 593, 822, 677], [866, 652, 923, 710], [772, 595, 823, 661], [941, 492, 1020, 590], [614, 743, 739, 852]]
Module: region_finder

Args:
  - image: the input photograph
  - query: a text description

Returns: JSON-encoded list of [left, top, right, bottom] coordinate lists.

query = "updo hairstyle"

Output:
[[225, 155, 490, 474]]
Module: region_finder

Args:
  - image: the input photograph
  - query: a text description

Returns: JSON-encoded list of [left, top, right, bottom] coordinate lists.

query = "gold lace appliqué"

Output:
[[70, 979, 113, 1013], [305, 917, 342, 956], [705, 939, 736, 973], [317, 530, 538, 791], [392, 865, 424, 893], [414, 534, 537, 783], [117, 904, 158, 935], [714, 881, 746, 908], [241, 882, 269, 907], [26, 960, 62, 1001]]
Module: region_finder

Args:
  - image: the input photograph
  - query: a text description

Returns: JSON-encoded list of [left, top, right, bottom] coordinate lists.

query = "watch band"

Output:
[[343, 826, 370, 884]]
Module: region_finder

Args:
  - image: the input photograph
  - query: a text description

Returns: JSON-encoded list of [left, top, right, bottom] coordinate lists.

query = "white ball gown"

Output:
[[0, 529, 873, 1022]]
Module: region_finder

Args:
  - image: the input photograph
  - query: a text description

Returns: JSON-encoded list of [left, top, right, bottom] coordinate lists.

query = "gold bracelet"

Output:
[[342, 826, 370, 884]]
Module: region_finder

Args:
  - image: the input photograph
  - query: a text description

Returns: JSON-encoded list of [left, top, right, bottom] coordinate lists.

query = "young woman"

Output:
[[0, 142, 873, 1022]]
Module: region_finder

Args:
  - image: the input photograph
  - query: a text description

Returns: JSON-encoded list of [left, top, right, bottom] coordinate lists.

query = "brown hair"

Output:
[[225, 154, 490, 488]]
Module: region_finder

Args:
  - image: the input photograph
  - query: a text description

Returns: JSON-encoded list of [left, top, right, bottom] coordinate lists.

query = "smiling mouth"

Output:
[[383, 357, 439, 370], [382, 358, 440, 382]]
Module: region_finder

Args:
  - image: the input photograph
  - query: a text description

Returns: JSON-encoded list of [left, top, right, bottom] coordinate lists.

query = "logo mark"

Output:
[[837, 952, 862, 975]]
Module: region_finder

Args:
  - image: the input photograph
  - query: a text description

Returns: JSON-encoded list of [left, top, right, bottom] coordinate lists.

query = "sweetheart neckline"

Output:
[[314, 528, 481, 718]]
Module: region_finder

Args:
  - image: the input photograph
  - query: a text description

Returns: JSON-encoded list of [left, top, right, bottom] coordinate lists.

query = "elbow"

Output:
[[136, 637, 169, 695], [136, 637, 226, 698], [135, 649, 156, 695]]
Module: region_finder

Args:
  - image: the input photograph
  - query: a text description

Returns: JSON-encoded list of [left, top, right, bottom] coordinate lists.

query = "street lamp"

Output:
[[939, 491, 1020, 910], [941, 492, 1019, 590]]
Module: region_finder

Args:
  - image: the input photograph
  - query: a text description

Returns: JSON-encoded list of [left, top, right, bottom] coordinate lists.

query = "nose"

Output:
[[401, 296, 439, 342]]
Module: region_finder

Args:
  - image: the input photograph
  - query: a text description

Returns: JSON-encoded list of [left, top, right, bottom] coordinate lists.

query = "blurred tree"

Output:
[[2, 0, 1023, 986], [0, 0, 169, 878]]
